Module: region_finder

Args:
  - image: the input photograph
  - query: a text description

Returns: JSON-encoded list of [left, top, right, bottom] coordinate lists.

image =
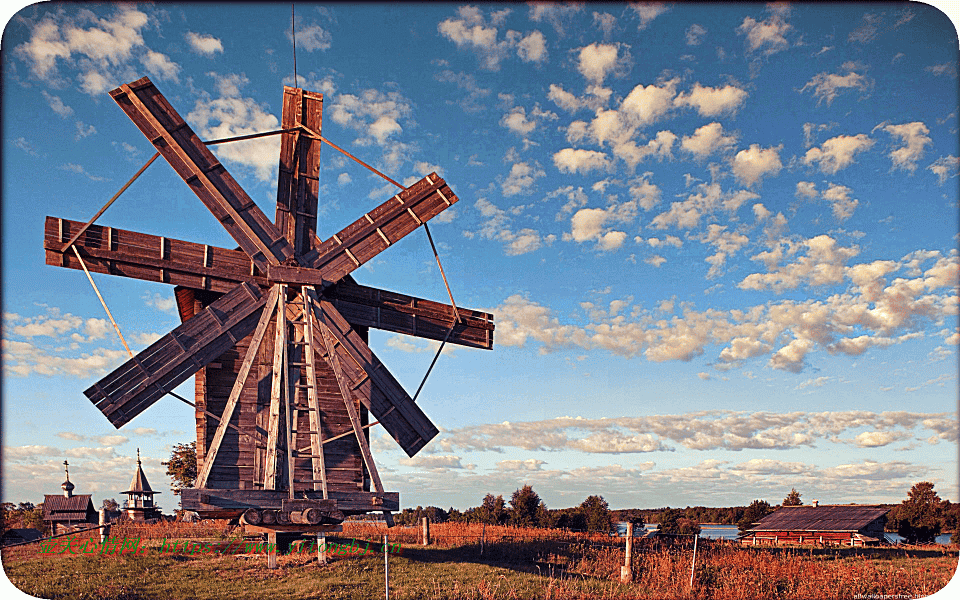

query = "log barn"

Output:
[[740, 503, 889, 546]]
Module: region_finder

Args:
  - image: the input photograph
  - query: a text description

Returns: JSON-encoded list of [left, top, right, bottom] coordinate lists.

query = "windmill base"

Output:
[[181, 488, 398, 519]]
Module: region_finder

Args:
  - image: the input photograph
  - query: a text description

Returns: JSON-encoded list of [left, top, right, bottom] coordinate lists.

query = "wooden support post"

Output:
[[99, 508, 110, 544], [421, 516, 430, 545], [621, 521, 633, 583], [318, 533, 327, 565], [689, 533, 699, 589], [384, 533, 390, 600], [267, 532, 278, 569]]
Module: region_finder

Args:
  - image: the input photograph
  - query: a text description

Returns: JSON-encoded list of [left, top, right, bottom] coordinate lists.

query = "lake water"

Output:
[[616, 523, 952, 545]]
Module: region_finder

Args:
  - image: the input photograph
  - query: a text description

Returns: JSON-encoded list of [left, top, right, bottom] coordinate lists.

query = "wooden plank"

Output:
[[84, 283, 267, 427], [264, 288, 286, 490], [327, 278, 494, 350], [46, 216, 261, 292], [196, 285, 281, 488], [302, 293, 327, 497], [181, 488, 398, 512], [304, 174, 458, 282], [308, 291, 438, 457], [109, 77, 294, 270]]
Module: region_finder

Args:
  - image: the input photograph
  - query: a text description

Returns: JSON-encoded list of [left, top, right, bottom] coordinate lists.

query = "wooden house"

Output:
[[42, 461, 98, 535], [740, 503, 889, 546]]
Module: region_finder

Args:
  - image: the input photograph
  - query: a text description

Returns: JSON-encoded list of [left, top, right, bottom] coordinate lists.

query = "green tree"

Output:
[[737, 500, 773, 533], [892, 481, 943, 544], [476, 494, 508, 525], [579, 495, 613, 533], [783, 488, 802, 506], [658, 507, 701, 535], [162, 441, 197, 495], [509, 485, 545, 528]]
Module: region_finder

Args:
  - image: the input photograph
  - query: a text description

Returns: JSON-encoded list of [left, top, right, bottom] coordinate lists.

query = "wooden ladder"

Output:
[[285, 289, 327, 499]]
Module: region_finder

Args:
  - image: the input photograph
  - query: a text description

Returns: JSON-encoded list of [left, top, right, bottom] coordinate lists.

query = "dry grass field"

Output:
[[1, 521, 956, 599]]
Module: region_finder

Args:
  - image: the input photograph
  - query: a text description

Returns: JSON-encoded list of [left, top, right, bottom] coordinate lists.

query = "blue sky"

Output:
[[2, 2, 958, 513]]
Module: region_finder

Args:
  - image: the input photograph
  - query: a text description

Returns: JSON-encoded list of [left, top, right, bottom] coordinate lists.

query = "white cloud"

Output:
[[740, 234, 859, 292], [328, 86, 415, 171], [291, 23, 332, 52], [42, 91, 73, 118], [737, 13, 791, 54], [928, 155, 959, 185], [517, 30, 547, 63], [141, 50, 180, 82], [686, 24, 707, 45], [185, 32, 223, 56], [502, 161, 545, 196], [620, 79, 678, 126], [731, 144, 782, 187], [474, 198, 552, 256], [681, 122, 737, 159], [630, 3, 669, 30], [822, 183, 859, 221], [801, 67, 872, 105], [674, 83, 748, 117], [553, 148, 613, 174], [144, 292, 178, 315], [879, 121, 932, 172], [803, 134, 874, 174], [577, 42, 624, 84], [187, 73, 281, 182]]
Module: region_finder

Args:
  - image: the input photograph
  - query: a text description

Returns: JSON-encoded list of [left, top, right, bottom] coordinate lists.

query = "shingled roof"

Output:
[[748, 505, 889, 532], [43, 494, 95, 521]]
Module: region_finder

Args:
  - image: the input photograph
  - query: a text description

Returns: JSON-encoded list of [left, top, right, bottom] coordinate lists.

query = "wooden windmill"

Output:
[[43, 77, 494, 532]]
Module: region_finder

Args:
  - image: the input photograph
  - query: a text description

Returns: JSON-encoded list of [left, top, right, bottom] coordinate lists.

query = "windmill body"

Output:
[[43, 77, 494, 532]]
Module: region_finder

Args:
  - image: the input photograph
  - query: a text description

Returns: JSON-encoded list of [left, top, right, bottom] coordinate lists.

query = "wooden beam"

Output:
[[275, 86, 322, 255], [109, 77, 294, 270], [84, 283, 268, 427], [317, 323, 393, 526], [303, 173, 458, 283], [264, 287, 287, 490], [301, 293, 327, 497], [308, 289, 438, 457], [195, 285, 281, 489]]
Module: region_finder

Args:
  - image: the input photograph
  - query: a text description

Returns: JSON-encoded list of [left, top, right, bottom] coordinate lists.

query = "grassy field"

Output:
[[2, 522, 956, 599]]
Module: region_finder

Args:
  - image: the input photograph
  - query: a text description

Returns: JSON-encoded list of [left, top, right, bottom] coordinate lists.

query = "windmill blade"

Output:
[[302, 173, 458, 283], [85, 283, 269, 428], [109, 77, 295, 271], [45, 216, 260, 293], [307, 290, 439, 457], [326, 278, 494, 350]]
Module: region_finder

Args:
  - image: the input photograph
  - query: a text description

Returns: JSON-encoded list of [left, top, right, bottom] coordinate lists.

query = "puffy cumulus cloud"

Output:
[[287, 21, 332, 52], [547, 83, 583, 113], [795, 181, 818, 199], [328, 86, 416, 171], [438, 6, 547, 70], [740, 234, 859, 292], [438, 410, 953, 455], [187, 73, 281, 182], [15, 6, 178, 94], [620, 79, 679, 126], [731, 144, 782, 187], [185, 32, 223, 56], [801, 66, 872, 105], [553, 148, 613, 174], [737, 13, 791, 54], [674, 83, 748, 117], [878, 121, 932, 172], [650, 182, 756, 230], [501, 161, 546, 196], [473, 198, 553, 256], [487, 250, 957, 371], [577, 42, 628, 84], [821, 183, 859, 221], [398, 455, 465, 472], [928, 155, 959, 185], [681, 122, 738, 159], [803, 134, 875, 174], [630, 3, 669, 30], [628, 176, 662, 211], [496, 458, 546, 471], [700, 224, 750, 279], [500, 104, 557, 140]]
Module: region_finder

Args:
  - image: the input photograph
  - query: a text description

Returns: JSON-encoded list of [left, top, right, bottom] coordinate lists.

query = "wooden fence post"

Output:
[[317, 533, 327, 564], [620, 522, 634, 583], [689, 533, 699, 589], [384, 533, 390, 600], [98, 508, 110, 544], [421, 516, 431, 545], [267, 532, 277, 569]]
